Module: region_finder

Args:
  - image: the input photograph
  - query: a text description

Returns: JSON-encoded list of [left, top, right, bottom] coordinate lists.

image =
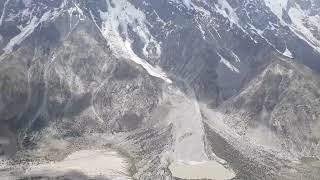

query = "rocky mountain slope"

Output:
[[0, 0, 320, 179]]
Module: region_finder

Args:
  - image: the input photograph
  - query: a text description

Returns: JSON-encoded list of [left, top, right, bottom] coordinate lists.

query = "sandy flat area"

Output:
[[169, 161, 235, 180], [26, 149, 131, 179]]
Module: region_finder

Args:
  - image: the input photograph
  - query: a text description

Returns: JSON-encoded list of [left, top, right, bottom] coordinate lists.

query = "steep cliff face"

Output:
[[0, 0, 320, 179]]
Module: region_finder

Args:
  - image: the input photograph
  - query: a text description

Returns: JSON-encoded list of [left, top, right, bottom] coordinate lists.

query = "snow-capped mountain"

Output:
[[0, 0, 320, 179]]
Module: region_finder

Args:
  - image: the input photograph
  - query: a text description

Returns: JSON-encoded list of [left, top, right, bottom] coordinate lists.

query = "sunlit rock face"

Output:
[[0, 0, 320, 179]]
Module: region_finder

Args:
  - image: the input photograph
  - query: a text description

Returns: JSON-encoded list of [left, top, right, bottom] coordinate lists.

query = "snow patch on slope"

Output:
[[2, 6, 65, 54], [67, 2, 86, 35], [283, 47, 293, 58], [287, 4, 320, 53], [0, 0, 11, 26], [264, 0, 288, 22], [219, 54, 240, 73], [98, 0, 171, 83], [182, 0, 192, 9], [170, 0, 194, 9], [72, 2, 85, 21], [231, 52, 241, 62], [216, 0, 241, 28]]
